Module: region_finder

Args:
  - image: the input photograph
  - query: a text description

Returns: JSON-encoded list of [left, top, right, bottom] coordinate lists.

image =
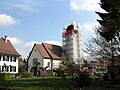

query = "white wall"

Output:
[[53, 60, 61, 69], [28, 46, 44, 73], [43, 58, 51, 70], [0, 55, 19, 73]]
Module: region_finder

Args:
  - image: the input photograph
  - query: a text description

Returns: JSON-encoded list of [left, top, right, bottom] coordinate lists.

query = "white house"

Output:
[[28, 43, 63, 73], [0, 36, 21, 73]]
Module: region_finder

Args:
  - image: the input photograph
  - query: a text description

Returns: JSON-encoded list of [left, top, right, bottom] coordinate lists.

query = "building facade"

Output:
[[62, 22, 82, 64], [0, 36, 20, 73], [28, 43, 63, 74]]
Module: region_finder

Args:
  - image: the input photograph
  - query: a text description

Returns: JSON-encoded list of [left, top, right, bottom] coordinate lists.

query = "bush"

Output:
[[73, 72, 91, 88], [0, 73, 16, 79], [5, 73, 15, 79], [0, 73, 5, 79], [56, 68, 64, 77], [0, 73, 12, 90], [16, 72, 32, 78]]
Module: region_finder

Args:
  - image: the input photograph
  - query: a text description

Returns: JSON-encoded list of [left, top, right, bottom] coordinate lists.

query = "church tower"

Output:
[[62, 21, 82, 64]]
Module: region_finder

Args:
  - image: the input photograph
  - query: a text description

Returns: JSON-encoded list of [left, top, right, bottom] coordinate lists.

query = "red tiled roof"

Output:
[[35, 43, 62, 60], [0, 38, 20, 56], [42, 43, 62, 60], [36, 44, 51, 59]]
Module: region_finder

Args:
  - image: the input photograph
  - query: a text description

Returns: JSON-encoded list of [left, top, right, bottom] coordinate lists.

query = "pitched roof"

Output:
[[35, 43, 62, 60], [0, 38, 20, 56], [36, 44, 51, 59], [42, 43, 62, 60]]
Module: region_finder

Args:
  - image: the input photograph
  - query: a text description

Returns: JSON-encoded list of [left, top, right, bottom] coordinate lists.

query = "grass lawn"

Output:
[[0, 76, 120, 90]]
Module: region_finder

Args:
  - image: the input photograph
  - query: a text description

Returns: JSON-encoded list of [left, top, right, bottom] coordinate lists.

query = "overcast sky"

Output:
[[0, 0, 104, 58]]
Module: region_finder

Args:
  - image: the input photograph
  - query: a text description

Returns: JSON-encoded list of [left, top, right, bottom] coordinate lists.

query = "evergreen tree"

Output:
[[96, 0, 120, 42], [96, 0, 120, 80]]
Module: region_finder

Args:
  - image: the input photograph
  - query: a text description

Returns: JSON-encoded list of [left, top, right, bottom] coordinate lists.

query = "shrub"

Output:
[[16, 72, 32, 78], [73, 71, 91, 88], [0, 73, 16, 79], [0, 73, 12, 90], [0, 73, 5, 79], [56, 68, 64, 77]]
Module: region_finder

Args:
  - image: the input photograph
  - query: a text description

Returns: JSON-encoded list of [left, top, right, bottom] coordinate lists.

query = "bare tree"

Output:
[[85, 30, 113, 61]]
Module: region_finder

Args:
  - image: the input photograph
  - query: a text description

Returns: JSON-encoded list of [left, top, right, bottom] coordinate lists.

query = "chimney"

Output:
[[4, 36, 7, 43]]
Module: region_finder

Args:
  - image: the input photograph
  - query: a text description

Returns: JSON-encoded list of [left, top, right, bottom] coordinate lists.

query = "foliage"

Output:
[[60, 54, 91, 88], [85, 32, 113, 61], [85, 0, 120, 80], [16, 72, 32, 78], [0, 73, 5, 79], [56, 67, 64, 77], [0, 73, 12, 90], [96, 0, 120, 42], [0, 73, 16, 79], [30, 61, 41, 76], [72, 65, 91, 88], [95, 0, 120, 80], [19, 64, 26, 73], [96, 0, 120, 55]]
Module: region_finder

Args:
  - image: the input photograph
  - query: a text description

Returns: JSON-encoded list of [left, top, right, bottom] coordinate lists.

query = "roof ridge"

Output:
[[42, 42, 62, 47], [42, 43, 53, 59]]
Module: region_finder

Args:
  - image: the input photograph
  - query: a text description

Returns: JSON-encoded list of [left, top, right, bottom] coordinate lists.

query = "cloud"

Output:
[[8, 37, 24, 45], [8, 37, 41, 58], [22, 41, 41, 58], [70, 0, 80, 11], [70, 0, 103, 12], [82, 21, 99, 32], [0, 1, 43, 15], [44, 41, 62, 46], [0, 14, 16, 26], [10, 4, 36, 14]]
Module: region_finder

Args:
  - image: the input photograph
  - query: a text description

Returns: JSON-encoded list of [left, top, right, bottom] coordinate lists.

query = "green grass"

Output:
[[0, 76, 120, 90], [89, 75, 99, 79], [4, 76, 74, 90]]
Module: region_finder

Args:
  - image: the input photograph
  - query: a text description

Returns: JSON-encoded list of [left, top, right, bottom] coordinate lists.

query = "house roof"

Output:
[[0, 37, 20, 56], [36, 44, 51, 59], [42, 43, 62, 60], [34, 43, 62, 60]]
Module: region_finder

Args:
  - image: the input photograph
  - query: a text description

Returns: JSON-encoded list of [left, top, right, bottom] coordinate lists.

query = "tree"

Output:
[[96, 0, 120, 46], [30, 61, 41, 76], [95, 0, 120, 80], [85, 32, 113, 61], [96, 0, 120, 42], [19, 64, 26, 73]]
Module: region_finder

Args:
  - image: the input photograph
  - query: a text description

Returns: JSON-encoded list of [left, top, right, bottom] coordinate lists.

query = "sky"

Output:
[[0, 0, 104, 58]]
